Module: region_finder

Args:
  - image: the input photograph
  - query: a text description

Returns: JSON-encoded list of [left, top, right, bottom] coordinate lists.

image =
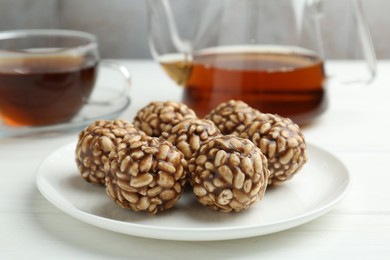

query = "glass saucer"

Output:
[[0, 87, 131, 138]]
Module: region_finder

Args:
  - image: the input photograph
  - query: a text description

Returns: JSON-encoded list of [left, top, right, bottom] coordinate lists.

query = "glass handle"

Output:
[[351, 0, 377, 83], [308, 0, 377, 84], [86, 61, 131, 106]]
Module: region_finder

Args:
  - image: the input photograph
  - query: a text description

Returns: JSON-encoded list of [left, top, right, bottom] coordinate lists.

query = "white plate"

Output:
[[36, 142, 350, 241]]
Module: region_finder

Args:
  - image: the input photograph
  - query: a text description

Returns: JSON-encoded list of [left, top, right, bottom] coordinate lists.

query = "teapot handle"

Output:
[[351, 0, 377, 83], [309, 0, 377, 84]]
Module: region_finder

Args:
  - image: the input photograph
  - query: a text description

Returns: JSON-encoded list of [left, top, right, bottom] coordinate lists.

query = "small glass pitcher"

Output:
[[147, 0, 376, 124]]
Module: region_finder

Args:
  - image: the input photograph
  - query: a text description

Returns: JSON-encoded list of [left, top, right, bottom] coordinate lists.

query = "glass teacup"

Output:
[[0, 29, 130, 127]]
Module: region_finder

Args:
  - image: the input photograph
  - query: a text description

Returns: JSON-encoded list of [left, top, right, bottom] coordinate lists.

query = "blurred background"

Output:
[[0, 0, 388, 59]]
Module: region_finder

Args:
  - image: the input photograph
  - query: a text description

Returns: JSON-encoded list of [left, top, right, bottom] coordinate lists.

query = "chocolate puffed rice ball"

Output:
[[133, 101, 197, 137], [238, 113, 308, 186], [75, 120, 144, 185], [105, 135, 187, 214], [161, 118, 222, 160], [205, 100, 261, 135], [188, 135, 270, 212]]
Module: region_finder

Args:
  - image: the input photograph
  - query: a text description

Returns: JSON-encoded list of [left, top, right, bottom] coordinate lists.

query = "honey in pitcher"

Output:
[[160, 46, 327, 123]]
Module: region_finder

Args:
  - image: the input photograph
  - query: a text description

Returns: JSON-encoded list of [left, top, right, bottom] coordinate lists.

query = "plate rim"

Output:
[[36, 141, 351, 241]]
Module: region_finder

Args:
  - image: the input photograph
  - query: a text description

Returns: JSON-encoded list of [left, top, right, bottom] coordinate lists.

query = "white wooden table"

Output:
[[1, 60, 389, 259]]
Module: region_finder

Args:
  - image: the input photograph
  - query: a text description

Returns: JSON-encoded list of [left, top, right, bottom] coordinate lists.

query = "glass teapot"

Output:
[[147, 0, 376, 124]]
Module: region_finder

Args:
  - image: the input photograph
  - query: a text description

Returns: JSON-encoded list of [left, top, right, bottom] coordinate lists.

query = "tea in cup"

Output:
[[0, 29, 129, 127]]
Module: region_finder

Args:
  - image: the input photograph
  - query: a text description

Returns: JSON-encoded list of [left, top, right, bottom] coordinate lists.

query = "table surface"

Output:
[[1, 60, 389, 259]]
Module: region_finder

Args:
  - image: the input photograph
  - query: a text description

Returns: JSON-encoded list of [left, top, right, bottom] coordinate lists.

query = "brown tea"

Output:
[[160, 46, 327, 123], [0, 55, 97, 126]]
